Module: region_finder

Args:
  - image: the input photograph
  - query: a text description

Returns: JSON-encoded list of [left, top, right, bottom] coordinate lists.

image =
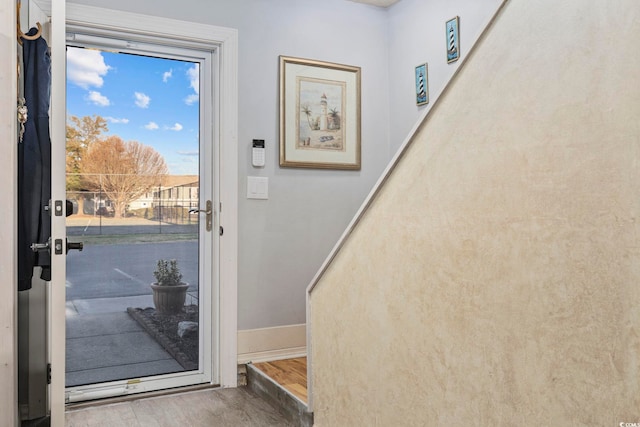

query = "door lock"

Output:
[[189, 200, 213, 232], [50, 238, 83, 255]]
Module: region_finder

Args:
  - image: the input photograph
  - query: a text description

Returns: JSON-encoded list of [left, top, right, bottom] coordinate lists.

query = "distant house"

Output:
[[129, 175, 199, 212]]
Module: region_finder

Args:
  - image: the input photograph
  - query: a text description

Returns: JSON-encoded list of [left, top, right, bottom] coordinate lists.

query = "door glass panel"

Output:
[[65, 46, 202, 388]]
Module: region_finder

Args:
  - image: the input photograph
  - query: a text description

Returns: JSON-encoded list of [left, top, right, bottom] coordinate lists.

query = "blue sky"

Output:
[[66, 47, 200, 175]]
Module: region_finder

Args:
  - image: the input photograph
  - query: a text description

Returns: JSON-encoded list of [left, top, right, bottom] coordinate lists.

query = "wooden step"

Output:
[[253, 357, 308, 403], [246, 358, 313, 427]]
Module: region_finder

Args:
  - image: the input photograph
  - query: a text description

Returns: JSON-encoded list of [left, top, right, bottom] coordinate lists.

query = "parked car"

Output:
[[96, 206, 114, 217]]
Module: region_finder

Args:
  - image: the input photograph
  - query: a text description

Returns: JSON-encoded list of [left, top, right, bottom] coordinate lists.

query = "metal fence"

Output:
[[66, 173, 200, 233]]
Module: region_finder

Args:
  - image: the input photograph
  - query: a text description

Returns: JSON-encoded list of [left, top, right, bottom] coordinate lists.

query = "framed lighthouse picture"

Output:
[[279, 56, 361, 170], [415, 63, 428, 106], [446, 16, 460, 63]]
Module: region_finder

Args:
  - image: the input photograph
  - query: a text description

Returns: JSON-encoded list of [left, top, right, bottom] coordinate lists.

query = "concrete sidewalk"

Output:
[[66, 296, 184, 387]]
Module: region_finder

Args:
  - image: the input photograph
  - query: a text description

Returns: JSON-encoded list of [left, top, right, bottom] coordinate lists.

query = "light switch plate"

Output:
[[247, 176, 268, 199]]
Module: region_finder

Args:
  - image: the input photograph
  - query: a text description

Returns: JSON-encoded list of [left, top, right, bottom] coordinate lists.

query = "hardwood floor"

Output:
[[65, 387, 293, 426], [253, 357, 308, 403]]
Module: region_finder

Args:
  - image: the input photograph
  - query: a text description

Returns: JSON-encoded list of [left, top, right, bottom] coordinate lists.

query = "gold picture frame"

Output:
[[279, 56, 361, 170]]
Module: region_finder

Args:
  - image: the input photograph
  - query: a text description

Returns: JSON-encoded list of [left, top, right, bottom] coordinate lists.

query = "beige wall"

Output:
[[310, 0, 640, 425], [0, 0, 18, 425]]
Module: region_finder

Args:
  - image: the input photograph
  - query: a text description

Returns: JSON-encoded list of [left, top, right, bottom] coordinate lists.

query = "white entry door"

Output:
[[62, 37, 216, 402], [47, 3, 238, 424]]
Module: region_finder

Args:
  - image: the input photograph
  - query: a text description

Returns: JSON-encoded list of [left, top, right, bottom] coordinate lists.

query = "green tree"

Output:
[[66, 115, 108, 191]]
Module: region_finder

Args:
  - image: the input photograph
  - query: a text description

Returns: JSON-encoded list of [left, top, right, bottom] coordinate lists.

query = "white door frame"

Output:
[[46, 2, 238, 424], [63, 41, 215, 402]]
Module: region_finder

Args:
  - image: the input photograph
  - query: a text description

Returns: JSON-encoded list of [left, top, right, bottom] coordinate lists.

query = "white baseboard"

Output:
[[237, 324, 306, 364]]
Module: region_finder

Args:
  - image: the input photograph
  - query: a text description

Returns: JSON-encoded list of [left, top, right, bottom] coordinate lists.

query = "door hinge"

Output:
[[47, 363, 51, 384]]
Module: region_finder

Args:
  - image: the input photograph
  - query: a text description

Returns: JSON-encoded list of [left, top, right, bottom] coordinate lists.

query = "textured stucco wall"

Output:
[[310, 0, 640, 425]]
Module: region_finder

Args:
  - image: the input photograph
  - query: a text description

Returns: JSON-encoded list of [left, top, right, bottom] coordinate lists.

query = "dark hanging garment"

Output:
[[18, 28, 52, 291]]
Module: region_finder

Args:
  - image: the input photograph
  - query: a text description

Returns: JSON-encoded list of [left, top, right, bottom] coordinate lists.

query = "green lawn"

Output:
[[79, 233, 198, 246]]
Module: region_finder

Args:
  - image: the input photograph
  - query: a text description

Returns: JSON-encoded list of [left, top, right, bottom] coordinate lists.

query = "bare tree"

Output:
[[66, 115, 108, 191], [82, 136, 168, 218]]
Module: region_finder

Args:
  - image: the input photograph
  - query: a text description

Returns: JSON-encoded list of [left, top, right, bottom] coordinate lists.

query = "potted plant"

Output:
[[150, 259, 189, 314]]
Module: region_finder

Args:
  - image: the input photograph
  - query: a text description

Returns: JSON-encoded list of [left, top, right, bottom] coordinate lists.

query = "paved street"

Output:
[[68, 223, 197, 236], [66, 241, 199, 300]]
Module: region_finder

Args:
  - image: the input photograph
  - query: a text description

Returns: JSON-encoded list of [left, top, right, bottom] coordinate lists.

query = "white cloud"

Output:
[[177, 150, 199, 156], [134, 92, 150, 108], [105, 117, 129, 124], [87, 91, 110, 106], [169, 123, 183, 131], [184, 94, 199, 105], [67, 47, 111, 89], [184, 64, 199, 106], [187, 65, 199, 94], [162, 69, 173, 83], [145, 122, 159, 130]]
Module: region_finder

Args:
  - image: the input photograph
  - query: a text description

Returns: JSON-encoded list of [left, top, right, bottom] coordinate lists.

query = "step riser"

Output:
[[246, 364, 313, 427]]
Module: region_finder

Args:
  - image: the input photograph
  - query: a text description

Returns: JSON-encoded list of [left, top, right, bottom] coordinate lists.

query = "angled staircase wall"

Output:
[[308, 0, 640, 424]]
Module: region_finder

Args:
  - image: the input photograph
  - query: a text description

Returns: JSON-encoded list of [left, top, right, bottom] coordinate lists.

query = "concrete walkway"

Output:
[[64, 221, 197, 388], [66, 296, 183, 387]]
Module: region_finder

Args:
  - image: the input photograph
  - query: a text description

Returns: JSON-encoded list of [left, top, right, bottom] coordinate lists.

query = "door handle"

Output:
[[189, 200, 213, 232], [66, 240, 84, 252], [48, 238, 84, 255]]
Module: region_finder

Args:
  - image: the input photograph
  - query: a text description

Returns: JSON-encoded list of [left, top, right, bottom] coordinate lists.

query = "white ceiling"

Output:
[[348, 0, 401, 8]]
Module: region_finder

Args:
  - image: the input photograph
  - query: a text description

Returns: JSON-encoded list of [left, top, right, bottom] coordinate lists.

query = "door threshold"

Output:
[[65, 383, 221, 411]]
